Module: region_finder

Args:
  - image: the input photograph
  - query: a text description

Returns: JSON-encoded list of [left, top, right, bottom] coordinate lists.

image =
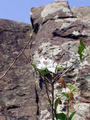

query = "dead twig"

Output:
[[0, 31, 33, 80]]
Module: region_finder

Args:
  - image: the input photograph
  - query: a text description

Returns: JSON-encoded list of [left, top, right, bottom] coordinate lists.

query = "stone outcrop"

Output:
[[31, 1, 90, 120], [0, 1, 90, 120], [31, 0, 73, 33]]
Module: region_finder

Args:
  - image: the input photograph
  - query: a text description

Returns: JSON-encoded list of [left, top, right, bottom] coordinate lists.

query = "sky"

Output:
[[0, 0, 90, 24]]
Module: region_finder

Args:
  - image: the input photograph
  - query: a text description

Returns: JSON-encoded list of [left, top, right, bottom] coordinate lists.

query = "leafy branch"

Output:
[[32, 40, 86, 120], [78, 39, 86, 60]]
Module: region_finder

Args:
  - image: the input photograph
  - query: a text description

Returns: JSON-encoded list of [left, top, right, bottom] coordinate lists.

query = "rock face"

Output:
[[0, 19, 37, 120], [31, 1, 90, 120], [71, 7, 90, 20], [31, 0, 73, 33], [0, 1, 90, 120]]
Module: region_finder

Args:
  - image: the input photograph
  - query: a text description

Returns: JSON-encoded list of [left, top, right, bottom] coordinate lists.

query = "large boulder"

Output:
[[31, 1, 90, 120], [31, 0, 74, 33]]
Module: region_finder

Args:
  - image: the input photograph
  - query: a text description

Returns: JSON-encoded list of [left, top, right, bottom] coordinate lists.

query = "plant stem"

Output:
[[51, 83, 54, 120], [66, 99, 69, 119], [45, 83, 52, 106]]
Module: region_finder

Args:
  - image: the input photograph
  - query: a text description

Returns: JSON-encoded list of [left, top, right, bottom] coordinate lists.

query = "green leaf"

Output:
[[30, 30, 34, 38], [80, 39, 86, 49], [32, 64, 37, 68], [48, 98, 51, 105], [54, 98, 61, 113], [39, 68, 50, 75], [56, 66, 63, 71], [68, 112, 76, 120], [78, 39, 86, 60], [67, 86, 76, 93], [72, 88, 76, 92], [56, 113, 66, 120], [62, 92, 69, 99], [67, 86, 74, 91], [45, 82, 49, 89]]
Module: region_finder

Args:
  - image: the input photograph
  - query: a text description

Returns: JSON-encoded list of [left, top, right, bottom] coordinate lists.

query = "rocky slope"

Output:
[[0, 1, 90, 120]]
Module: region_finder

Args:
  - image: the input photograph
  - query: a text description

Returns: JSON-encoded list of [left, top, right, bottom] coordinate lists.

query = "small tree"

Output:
[[32, 39, 87, 120]]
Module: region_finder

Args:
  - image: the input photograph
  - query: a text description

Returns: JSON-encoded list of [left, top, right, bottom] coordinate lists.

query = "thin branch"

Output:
[[51, 83, 54, 120], [44, 82, 52, 106], [35, 68, 51, 83], [53, 59, 79, 83], [0, 31, 33, 80]]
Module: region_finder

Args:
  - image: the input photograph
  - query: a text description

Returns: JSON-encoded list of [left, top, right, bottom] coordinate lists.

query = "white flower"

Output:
[[37, 57, 57, 73], [62, 88, 70, 93]]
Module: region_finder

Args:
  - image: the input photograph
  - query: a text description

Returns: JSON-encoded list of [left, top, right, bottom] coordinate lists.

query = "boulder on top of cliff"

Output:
[[30, 0, 74, 32]]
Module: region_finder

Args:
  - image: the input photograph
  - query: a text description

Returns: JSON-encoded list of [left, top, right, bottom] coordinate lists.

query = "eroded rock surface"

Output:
[[31, 0, 73, 33], [71, 6, 90, 20], [0, 19, 37, 120], [31, 1, 90, 120]]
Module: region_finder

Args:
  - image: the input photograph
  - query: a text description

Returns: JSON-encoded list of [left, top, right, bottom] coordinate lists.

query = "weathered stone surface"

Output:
[[31, 0, 74, 32], [31, 1, 90, 120], [0, 19, 37, 120], [71, 6, 90, 28], [71, 7, 90, 20]]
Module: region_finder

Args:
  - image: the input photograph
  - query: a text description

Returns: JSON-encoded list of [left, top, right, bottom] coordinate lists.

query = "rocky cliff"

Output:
[[0, 1, 90, 120]]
